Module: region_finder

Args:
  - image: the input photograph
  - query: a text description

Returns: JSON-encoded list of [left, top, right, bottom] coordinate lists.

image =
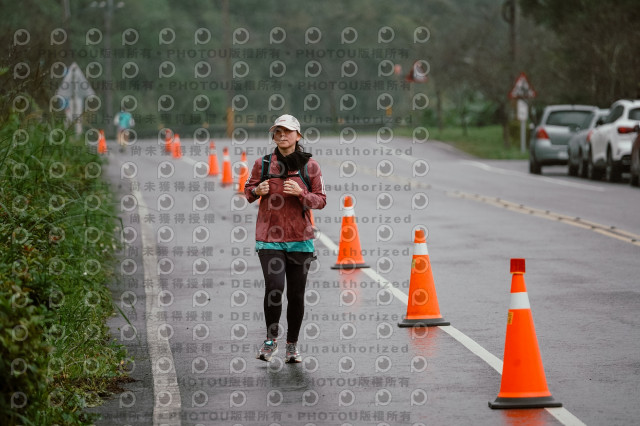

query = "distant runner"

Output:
[[114, 110, 135, 152]]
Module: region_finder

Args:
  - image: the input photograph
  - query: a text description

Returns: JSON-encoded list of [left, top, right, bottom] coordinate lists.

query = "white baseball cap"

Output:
[[268, 114, 301, 134]]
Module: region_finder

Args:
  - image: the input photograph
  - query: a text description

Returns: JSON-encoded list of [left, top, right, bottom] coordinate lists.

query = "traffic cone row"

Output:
[[119, 125, 561, 411], [331, 196, 561, 410], [157, 131, 246, 189]]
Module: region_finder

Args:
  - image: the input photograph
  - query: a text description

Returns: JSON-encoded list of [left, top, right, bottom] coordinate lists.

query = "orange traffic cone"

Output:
[[398, 229, 449, 327], [208, 141, 220, 176], [331, 196, 369, 269], [172, 134, 182, 159], [98, 129, 107, 154], [221, 147, 233, 187], [237, 150, 249, 193], [164, 129, 173, 153], [489, 258, 562, 409]]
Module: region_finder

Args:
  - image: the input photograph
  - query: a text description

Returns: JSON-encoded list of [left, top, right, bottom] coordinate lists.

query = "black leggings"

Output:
[[258, 250, 314, 342]]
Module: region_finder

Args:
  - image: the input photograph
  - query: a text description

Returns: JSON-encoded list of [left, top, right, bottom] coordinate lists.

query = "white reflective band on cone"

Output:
[[343, 207, 354, 217], [413, 243, 428, 255], [509, 292, 531, 310]]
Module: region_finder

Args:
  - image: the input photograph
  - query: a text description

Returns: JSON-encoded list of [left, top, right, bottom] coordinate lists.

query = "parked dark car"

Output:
[[630, 125, 640, 187], [567, 109, 609, 177], [529, 105, 598, 175]]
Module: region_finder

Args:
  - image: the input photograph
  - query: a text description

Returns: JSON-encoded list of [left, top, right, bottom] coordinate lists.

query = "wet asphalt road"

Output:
[[91, 134, 640, 426]]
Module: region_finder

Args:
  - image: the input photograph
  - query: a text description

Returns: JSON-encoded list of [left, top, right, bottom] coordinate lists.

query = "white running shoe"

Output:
[[285, 342, 302, 363], [256, 340, 278, 362]]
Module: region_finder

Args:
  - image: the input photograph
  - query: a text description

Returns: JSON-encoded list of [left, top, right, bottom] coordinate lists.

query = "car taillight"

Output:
[[536, 128, 550, 139], [618, 126, 635, 134]]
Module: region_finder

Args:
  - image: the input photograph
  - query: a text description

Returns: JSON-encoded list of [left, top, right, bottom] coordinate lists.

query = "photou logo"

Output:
[[269, 26, 286, 44], [192, 357, 209, 374], [158, 28, 175, 45], [304, 27, 322, 44], [229, 357, 245, 374], [338, 389, 355, 407], [13, 29, 30, 46], [305, 60, 322, 78], [229, 391, 246, 408], [85, 28, 102, 45], [194, 28, 211, 45], [122, 28, 139, 45], [375, 355, 392, 372], [267, 390, 283, 407], [301, 390, 319, 407], [341, 60, 358, 77], [232, 27, 249, 44], [376, 256, 394, 274], [341, 26, 358, 44], [375, 388, 392, 406], [192, 390, 208, 408]]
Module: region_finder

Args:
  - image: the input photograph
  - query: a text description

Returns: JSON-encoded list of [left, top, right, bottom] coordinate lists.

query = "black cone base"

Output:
[[331, 263, 370, 270], [398, 317, 450, 327], [488, 396, 562, 409]]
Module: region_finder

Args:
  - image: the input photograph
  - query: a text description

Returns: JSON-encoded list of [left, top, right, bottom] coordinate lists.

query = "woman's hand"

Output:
[[283, 179, 302, 196], [255, 180, 270, 196]]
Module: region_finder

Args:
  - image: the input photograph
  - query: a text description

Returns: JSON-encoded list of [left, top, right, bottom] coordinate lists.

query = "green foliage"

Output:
[[2, 0, 635, 141], [0, 282, 51, 426], [0, 111, 128, 425], [398, 124, 528, 160], [520, 0, 640, 105]]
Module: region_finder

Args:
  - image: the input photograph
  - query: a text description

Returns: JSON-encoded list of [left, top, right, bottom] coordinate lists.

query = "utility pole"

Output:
[[501, 0, 518, 75], [502, 0, 518, 148], [223, 0, 234, 138], [104, 0, 114, 138]]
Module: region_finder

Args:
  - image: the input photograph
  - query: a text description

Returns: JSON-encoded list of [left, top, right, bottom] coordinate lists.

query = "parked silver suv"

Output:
[[587, 99, 640, 182], [529, 105, 598, 175]]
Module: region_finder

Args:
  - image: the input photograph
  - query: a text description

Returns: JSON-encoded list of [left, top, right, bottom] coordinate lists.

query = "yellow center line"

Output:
[[319, 157, 640, 246], [449, 191, 640, 247]]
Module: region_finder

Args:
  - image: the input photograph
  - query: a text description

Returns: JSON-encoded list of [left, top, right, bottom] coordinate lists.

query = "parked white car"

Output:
[[588, 99, 640, 181]]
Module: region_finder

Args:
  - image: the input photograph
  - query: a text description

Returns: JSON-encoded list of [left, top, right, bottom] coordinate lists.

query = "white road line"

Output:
[[181, 157, 197, 166], [316, 231, 409, 304], [438, 326, 504, 373], [131, 187, 182, 426], [316, 230, 586, 426], [461, 160, 605, 192], [545, 408, 588, 426]]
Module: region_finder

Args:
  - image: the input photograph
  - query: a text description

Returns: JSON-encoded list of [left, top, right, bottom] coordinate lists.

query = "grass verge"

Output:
[[0, 110, 129, 425], [399, 124, 530, 160]]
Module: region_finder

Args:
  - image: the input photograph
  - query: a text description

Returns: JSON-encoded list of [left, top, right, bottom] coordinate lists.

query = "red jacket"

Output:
[[244, 153, 326, 242]]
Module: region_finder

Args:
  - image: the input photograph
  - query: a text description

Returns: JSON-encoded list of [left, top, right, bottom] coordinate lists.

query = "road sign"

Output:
[[508, 72, 536, 99], [56, 62, 95, 99], [405, 60, 428, 83], [56, 62, 96, 134]]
